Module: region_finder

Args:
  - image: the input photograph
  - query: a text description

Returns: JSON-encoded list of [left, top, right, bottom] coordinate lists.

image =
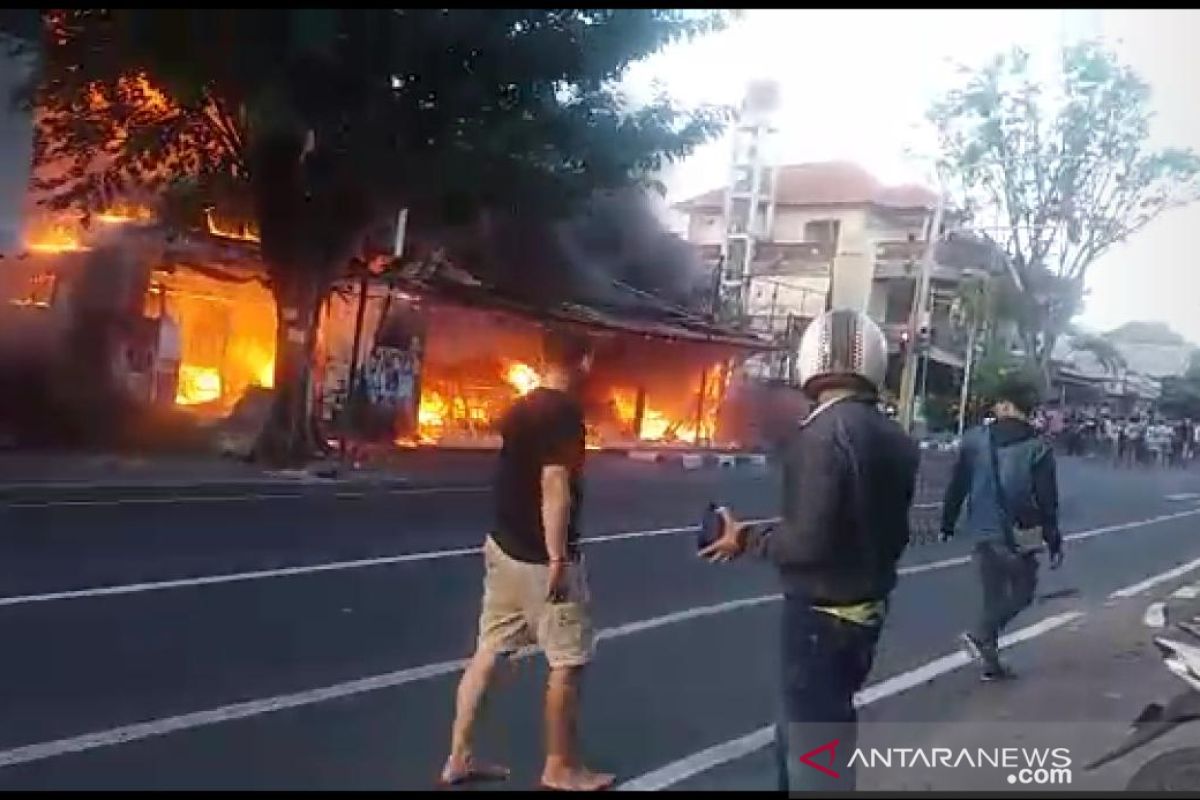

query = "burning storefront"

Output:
[[320, 261, 771, 451], [4, 201, 773, 451], [1, 210, 279, 441]]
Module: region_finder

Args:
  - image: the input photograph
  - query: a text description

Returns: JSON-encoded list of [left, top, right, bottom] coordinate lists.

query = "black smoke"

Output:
[[445, 188, 709, 316]]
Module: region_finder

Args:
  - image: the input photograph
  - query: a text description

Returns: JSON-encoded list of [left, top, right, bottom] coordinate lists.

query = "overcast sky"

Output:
[[626, 10, 1200, 343]]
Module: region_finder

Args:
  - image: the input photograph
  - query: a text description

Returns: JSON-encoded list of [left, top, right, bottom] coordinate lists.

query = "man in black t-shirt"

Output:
[[441, 329, 613, 792], [491, 386, 585, 563]]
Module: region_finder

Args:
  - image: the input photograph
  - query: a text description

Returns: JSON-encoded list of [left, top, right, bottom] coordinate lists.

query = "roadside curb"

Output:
[[0, 473, 446, 504], [627, 450, 770, 471]]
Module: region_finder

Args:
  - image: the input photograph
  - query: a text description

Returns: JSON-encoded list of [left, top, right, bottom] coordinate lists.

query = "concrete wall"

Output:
[[770, 204, 867, 243], [745, 274, 827, 321], [867, 207, 928, 243], [684, 201, 954, 324], [0, 39, 33, 253], [687, 210, 723, 245]]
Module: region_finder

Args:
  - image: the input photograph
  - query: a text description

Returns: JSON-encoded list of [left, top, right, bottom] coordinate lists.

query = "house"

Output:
[[674, 160, 1006, 391]]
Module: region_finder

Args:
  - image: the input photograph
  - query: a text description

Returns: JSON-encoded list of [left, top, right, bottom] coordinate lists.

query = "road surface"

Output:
[[1, 453, 1199, 790]]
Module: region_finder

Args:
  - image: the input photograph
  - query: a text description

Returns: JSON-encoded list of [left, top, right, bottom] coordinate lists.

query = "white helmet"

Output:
[[796, 308, 888, 395]]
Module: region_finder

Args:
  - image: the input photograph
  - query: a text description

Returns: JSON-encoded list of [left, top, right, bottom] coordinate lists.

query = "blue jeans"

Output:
[[775, 595, 883, 794]]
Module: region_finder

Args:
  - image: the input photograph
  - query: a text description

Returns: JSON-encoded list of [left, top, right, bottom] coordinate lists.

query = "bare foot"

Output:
[[540, 766, 616, 791], [439, 754, 511, 786]]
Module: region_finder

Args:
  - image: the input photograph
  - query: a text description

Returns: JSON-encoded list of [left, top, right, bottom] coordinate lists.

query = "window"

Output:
[[803, 219, 840, 246]]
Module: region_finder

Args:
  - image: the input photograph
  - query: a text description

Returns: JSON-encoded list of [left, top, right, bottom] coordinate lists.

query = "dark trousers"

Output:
[[775, 595, 882, 793], [972, 539, 1038, 650]]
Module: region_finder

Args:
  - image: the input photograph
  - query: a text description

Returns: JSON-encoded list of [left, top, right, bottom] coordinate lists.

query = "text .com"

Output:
[[1009, 767, 1073, 786]]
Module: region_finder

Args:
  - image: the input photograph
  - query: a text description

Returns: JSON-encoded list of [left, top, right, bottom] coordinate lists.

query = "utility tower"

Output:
[[716, 80, 780, 326]]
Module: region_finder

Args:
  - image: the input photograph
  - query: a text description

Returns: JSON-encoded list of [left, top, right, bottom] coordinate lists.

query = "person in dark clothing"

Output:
[[700, 309, 919, 792], [940, 374, 1065, 681], [442, 329, 614, 792]]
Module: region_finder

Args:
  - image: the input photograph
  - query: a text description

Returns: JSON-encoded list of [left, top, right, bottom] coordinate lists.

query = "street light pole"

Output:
[[899, 194, 946, 433], [957, 317, 979, 437]]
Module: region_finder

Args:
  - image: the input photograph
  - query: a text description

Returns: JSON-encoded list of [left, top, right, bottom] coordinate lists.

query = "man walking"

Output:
[[700, 309, 919, 792], [440, 329, 613, 792], [941, 375, 1065, 680]]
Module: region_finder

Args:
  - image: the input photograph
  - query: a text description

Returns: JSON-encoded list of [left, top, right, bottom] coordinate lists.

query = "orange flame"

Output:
[[25, 223, 88, 254], [205, 208, 261, 243], [504, 361, 541, 396], [175, 365, 222, 406], [95, 202, 154, 225]]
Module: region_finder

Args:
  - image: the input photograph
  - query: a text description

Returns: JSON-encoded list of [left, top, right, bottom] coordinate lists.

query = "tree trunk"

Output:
[[255, 271, 327, 467]]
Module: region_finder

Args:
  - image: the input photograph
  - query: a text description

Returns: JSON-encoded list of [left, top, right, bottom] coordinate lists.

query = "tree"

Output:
[[1066, 331, 1127, 376], [1157, 348, 1200, 420], [928, 42, 1200, 387], [6, 10, 729, 463]]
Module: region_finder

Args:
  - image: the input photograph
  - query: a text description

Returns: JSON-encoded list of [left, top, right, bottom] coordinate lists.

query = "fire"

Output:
[[504, 362, 541, 396], [95, 202, 154, 225], [147, 266, 278, 417], [256, 359, 275, 389], [606, 362, 728, 445], [176, 365, 222, 406], [417, 390, 450, 443], [205, 208, 261, 244], [23, 202, 153, 253], [25, 223, 88, 254]]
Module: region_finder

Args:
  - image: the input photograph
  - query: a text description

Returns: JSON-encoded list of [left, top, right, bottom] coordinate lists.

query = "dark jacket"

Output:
[[746, 396, 920, 606], [940, 417, 1061, 545]]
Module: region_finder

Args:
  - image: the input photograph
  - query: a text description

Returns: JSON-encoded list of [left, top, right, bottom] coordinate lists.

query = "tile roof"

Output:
[[676, 161, 937, 212]]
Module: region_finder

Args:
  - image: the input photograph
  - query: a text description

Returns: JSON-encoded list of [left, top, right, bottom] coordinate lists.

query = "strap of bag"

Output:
[[986, 425, 1015, 545]]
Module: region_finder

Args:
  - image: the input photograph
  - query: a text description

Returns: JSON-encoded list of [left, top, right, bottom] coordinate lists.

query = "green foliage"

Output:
[[1067, 332, 1127, 375], [1160, 348, 1200, 419], [971, 348, 1044, 407], [929, 42, 1200, 376], [10, 10, 731, 278], [5, 9, 732, 462]]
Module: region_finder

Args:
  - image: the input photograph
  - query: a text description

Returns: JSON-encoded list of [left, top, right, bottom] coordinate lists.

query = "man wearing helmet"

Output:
[[700, 308, 920, 792]]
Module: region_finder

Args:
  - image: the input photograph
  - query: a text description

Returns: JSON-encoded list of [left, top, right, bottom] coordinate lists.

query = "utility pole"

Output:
[[898, 194, 946, 433], [957, 317, 979, 437], [717, 80, 779, 326]]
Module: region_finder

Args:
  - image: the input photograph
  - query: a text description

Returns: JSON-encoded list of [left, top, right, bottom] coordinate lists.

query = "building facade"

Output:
[[676, 161, 1005, 389]]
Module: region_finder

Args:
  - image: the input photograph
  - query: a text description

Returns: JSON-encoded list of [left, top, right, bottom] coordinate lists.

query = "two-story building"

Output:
[[675, 160, 1005, 394]]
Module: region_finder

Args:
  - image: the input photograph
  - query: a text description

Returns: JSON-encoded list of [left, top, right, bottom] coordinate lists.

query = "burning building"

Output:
[[364, 273, 758, 450], [3, 191, 772, 451]]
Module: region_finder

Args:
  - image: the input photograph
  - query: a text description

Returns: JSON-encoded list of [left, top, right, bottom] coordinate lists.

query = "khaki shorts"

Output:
[[477, 536, 596, 668]]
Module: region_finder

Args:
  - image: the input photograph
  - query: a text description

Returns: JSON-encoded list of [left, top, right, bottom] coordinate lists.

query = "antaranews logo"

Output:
[[797, 740, 842, 778], [797, 740, 1073, 786]]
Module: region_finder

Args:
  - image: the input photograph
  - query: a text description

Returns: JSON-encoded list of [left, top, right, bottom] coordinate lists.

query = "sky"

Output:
[[625, 9, 1200, 344]]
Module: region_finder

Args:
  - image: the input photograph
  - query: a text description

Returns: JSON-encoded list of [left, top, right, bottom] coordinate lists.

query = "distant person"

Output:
[[699, 309, 919, 791], [941, 375, 1064, 680], [440, 330, 613, 791]]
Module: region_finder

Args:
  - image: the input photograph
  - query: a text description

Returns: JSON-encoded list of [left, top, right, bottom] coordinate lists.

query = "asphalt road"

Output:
[[1, 453, 1200, 790]]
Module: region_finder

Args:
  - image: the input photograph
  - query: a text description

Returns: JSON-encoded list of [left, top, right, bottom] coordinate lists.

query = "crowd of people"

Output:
[[1039, 410, 1199, 468]]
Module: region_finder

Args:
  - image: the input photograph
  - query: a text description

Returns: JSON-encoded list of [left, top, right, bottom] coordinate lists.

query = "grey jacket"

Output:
[[941, 417, 1061, 546]]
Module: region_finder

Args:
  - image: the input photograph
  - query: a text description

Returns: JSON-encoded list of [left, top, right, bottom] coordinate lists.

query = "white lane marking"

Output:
[[899, 555, 970, 576], [0, 519, 773, 609], [0, 593, 780, 770], [1144, 601, 1168, 628], [3, 503, 1195, 610], [617, 611, 1084, 791], [1068, 507, 1200, 543], [1110, 555, 1200, 599], [1174, 584, 1200, 600], [3, 485, 489, 509], [1166, 493, 1200, 501]]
